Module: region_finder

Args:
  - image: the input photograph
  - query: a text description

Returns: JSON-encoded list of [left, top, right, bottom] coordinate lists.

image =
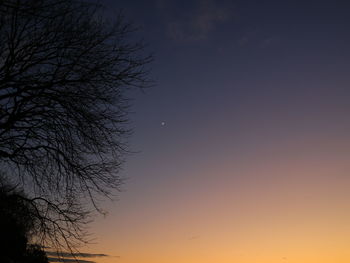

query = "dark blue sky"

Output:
[[95, 0, 350, 193], [99, 0, 350, 150]]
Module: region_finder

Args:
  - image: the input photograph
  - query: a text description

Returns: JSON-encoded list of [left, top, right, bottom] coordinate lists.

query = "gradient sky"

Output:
[[75, 1, 350, 263]]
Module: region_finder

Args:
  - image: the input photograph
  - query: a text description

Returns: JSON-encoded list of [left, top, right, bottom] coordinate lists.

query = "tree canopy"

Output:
[[0, 0, 151, 252]]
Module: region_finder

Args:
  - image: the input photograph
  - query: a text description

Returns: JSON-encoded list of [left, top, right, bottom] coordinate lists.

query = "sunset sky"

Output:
[[77, 1, 350, 263]]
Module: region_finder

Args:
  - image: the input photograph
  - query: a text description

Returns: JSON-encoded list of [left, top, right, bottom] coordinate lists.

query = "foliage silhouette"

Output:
[[0, 181, 48, 263]]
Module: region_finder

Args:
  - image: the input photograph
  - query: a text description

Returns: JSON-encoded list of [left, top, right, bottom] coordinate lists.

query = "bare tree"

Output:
[[0, 0, 151, 252]]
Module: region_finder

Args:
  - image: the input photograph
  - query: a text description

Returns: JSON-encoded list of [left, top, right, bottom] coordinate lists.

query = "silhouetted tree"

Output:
[[0, 180, 48, 263], [0, 0, 151, 252]]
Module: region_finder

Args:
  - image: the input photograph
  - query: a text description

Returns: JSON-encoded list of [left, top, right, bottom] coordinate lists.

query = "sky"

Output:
[[68, 1, 350, 263]]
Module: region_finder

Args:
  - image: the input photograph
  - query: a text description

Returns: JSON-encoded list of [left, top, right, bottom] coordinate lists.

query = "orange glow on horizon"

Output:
[[86, 133, 350, 263]]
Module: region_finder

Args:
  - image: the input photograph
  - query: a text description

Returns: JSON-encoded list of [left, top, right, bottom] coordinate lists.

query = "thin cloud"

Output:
[[259, 36, 279, 48], [163, 0, 233, 42], [48, 257, 96, 263], [237, 30, 279, 48], [46, 252, 114, 263], [46, 252, 109, 258], [188, 235, 200, 240]]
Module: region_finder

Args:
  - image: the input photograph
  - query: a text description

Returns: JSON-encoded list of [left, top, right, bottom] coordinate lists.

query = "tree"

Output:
[[0, 0, 151, 252], [0, 180, 48, 263]]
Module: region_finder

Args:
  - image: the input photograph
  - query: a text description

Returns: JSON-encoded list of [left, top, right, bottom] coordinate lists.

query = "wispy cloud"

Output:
[[46, 252, 113, 263], [48, 257, 98, 263], [46, 252, 109, 258], [237, 30, 279, 48], [188, 235, 200, 240], [259, 36, 279, 48], [160, 0, 233, 42]]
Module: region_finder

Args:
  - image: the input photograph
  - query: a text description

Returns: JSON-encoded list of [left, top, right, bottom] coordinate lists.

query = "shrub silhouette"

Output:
[[0, 183, 48, 263]]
